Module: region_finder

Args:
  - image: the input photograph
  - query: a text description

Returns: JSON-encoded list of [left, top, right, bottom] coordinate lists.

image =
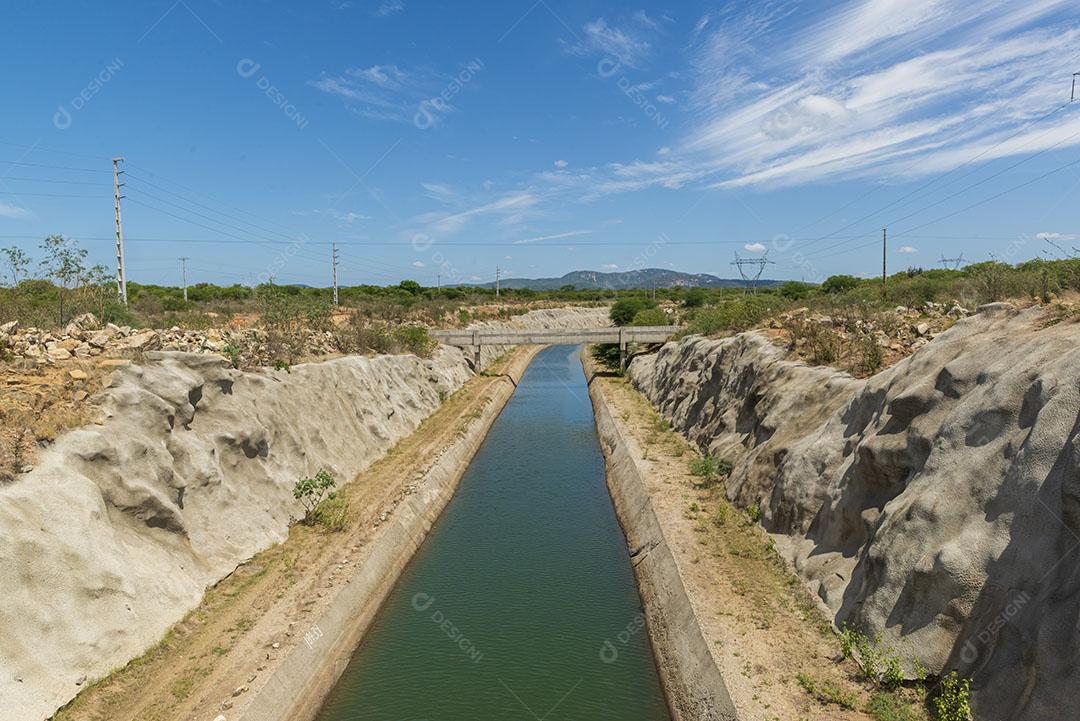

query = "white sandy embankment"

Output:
[[586, 354, 738, 721], [628, 303, 1080, 721], [0, 306, 607, 721], [237, 346, 539, 721]]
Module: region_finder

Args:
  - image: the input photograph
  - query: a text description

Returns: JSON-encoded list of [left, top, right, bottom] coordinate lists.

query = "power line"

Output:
[[0, 159, 111, 173]]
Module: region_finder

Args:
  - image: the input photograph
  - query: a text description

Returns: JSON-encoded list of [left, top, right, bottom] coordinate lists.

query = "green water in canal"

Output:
[[314, 346, 671, 721]]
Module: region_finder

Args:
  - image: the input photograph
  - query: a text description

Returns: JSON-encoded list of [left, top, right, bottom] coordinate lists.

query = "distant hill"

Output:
[[476, 268, 782, 291]]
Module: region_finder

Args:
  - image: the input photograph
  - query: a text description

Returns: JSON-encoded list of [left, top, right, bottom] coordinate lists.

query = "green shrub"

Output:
[[590, 343, 622, 372], [932, 672, 971, 721], [393, 324, 436, 356], [293, 470, 337, 526], [610, 297, 657, 326], [631, 307, 668, 326], [683, 287, 707, 308], [688, 454, 733, 488], [314, 496, 350, 532], [822, 274, 862, 293]]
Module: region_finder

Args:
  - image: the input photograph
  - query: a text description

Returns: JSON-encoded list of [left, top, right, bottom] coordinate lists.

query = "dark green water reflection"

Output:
[[315, 346, 670, 721]]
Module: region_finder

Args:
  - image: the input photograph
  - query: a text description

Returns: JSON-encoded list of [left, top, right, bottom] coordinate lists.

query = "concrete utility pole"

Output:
[[179, 256, 189, 301], [436, 272, 441, 293], [495, 266, 501, 298], [331, 241, 339, 306], [1072, 72, 1079, 102], [112, 157, 128, 306], [881, 227, 888, 296]]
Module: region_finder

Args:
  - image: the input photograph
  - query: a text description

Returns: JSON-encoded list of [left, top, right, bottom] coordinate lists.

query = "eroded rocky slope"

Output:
[[629, 303, 1080, 721], [0, 306, 607, 721]]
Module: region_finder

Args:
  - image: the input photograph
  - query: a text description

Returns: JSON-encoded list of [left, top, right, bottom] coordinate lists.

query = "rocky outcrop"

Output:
[[629, 304, 1080, 721]]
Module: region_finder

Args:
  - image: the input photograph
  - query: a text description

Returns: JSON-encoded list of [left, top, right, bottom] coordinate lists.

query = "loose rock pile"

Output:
[[765, 301, 974, 373], [0, 314, 341, 366]]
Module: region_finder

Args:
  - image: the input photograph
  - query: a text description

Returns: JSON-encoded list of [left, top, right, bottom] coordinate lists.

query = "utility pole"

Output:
[[112, 157, 128, 306], [881, 227, 887, 296], [179, 256, 189, 301], [436, 272, 441, 293], [495, 266, 501, 298], [331, 241, 339, 306], [1072, 72, 1079, 102]]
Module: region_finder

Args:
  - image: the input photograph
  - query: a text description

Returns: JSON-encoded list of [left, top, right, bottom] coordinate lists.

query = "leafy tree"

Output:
[[610, 297, 656, 326], [398, 279, 423, 296], [293, 470, 337, 525], [778, 281, 812, 300], [1, 246, 31, 287], [821, 274, 861, 294], [38, 235, 87, 324], [683, 287, 707, 308]]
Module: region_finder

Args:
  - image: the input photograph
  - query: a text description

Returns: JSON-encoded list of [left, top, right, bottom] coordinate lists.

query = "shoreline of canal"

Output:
[[238, 346, 542, 721], [584, 351, 738, 721]]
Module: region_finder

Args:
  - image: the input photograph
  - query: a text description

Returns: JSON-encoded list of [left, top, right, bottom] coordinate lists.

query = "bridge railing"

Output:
[[427, 325, 679, 370]]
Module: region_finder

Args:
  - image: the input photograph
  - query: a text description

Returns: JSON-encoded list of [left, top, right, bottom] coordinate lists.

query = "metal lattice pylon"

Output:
[[731, 251, 775, 294]]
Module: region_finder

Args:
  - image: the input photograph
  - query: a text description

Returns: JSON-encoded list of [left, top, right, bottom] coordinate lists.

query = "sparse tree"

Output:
[[38, 235, 87, 325], [1, 247, 30, 287]]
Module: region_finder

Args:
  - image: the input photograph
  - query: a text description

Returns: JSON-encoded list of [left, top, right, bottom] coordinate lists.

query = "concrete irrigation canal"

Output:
[[314, 345, 671, 720]]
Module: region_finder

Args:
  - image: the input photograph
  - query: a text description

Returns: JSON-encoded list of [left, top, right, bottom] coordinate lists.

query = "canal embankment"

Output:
[[586, 355, 738, 721], [586, 353, 910, 721]]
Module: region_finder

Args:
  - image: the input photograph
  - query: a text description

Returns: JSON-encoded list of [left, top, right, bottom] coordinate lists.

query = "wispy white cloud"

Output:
[[512, 229, 594, 245], [311, 63, 445, 124], [0, 202, 30, 219], [554, 159, 568, 169], [372, 0, 404, 17], [898, 245, 918, 253], [601, 263, 619, 270], [680, 1, 1080, 189], [426, 193, 540, 234], [744, 242, 767, 252], [411, 259, 425, 267], [1035, 231, 1077, 241], [564, 15, 655, 68]]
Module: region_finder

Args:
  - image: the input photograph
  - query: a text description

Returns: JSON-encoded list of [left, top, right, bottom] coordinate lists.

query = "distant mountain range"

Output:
[[475, 268, 782, 291]]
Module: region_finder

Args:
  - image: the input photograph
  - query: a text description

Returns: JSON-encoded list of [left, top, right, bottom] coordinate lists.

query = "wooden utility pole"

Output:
[[179, 256, 189, 301], [112, 157, 128, 306], [331, 241, 339, 305]]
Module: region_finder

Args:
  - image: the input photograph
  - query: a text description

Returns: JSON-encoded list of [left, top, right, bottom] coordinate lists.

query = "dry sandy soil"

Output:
[[51, 348, 533, 721], [593, 373, 928, 721]]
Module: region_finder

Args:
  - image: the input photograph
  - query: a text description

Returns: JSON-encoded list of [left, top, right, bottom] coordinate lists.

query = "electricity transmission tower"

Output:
[[938, 253, 965, 270], [731, 252, 775, 294]]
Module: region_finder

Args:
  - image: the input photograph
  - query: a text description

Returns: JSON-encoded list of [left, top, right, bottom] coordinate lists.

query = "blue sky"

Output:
[[1, 0, 1079, 287]]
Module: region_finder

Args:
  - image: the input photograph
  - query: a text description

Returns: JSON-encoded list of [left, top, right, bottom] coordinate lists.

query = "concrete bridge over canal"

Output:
[[429, 325, 679, 371]]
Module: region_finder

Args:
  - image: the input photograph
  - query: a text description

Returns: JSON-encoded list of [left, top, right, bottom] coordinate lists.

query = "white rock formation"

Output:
[[629, 303, 1080, 720]]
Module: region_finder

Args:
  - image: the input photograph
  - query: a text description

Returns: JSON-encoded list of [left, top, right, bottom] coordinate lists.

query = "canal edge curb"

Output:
[[585, 352, 739, 721], [237, 345, 542, 721]]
